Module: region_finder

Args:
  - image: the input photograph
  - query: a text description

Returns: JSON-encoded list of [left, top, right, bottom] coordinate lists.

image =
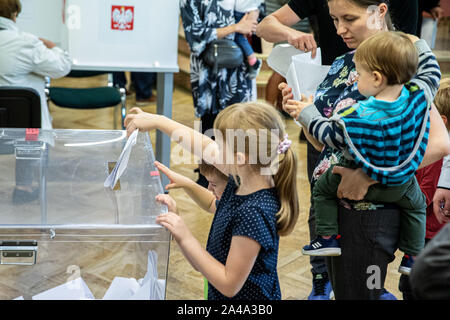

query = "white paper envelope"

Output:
[[267, 44, 322, 77], [102, 277, 141, 300], [104, 129, 139, 189], [32, 277, 95, 300], [291, 54, 331, 98]]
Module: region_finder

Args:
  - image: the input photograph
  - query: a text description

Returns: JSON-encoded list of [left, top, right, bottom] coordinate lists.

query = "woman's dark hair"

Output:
[[0, 0, 21, 20], [327, 0, 394, 31]]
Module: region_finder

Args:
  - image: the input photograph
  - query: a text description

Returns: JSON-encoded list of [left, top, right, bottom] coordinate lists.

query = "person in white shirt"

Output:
[[0, 0, 72, 130]]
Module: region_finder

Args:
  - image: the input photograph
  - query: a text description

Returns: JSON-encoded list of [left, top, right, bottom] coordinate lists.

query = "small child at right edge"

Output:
[[291, 31, 442, 276]]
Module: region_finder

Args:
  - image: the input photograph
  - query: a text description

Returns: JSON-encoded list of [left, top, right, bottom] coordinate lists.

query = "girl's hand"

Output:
[[154, 161, 192, 191], [332, 166, 378, 200], [156, 194, 178, 214], [156, 212, 193, 244], [124, 107, 162, 137], [235, 13, 257, 36], [283, 94, 314, 120]]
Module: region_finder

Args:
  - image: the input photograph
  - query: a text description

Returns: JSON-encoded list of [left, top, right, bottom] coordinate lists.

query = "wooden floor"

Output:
[[48, 76, 404, 300]]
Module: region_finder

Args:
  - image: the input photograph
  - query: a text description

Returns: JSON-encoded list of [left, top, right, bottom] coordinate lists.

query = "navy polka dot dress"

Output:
[[206, 176, 282, 300]]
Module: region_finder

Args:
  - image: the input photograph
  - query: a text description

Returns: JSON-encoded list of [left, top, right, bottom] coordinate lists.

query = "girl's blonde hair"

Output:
[[213, 102, 299, 236]]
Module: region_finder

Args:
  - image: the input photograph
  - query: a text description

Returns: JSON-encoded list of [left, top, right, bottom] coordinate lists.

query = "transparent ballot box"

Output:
[[0, 129, 170, 300]]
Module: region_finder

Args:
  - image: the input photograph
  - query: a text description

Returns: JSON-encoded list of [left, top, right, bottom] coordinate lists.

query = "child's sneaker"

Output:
[[247, 59, 262, 80], [302, 235, 341, 256], [398, 254, 414, 275]]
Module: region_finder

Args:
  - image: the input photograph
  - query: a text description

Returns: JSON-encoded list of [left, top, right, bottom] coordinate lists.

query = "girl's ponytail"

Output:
[[214, 101, 300, 236], [273, 146, 299, 236]]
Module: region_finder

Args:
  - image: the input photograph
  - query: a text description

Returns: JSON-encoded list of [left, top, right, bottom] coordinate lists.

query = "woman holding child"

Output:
[[280, 0, 449, 299]]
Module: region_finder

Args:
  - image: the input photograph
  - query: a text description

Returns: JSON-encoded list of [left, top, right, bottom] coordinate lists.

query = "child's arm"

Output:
[[155, 161, 217, 214], [296, 101, 348, 152], [156, 212, 261, 298], [125, 107, 229, 176]]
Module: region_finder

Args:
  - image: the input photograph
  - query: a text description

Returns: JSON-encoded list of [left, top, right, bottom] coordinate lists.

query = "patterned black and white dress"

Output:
[[180, 0, 252, 118]]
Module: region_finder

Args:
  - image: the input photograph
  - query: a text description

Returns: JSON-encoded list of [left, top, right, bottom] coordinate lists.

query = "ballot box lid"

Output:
[[0, 128, 167, 230]]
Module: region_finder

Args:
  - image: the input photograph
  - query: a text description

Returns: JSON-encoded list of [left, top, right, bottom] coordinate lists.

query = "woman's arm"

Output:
[[256, 4, 316, 56], [180, 0, 256, 57], [28, 36, 72, 79], [125, 107, 229, 176], [156, 213, 260, 298], [217, 13, 257, 39]]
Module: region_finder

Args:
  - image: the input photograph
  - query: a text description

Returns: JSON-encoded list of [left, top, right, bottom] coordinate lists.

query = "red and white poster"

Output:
[[111, 5, 134, 31]]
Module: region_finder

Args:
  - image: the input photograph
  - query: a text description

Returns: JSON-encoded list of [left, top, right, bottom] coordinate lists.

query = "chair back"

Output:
[[0, 87, 41, 128]]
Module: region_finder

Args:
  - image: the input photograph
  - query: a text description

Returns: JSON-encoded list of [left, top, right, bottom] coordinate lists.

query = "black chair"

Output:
[[0, 87, 41, 128], [45, 71, 127, 129]]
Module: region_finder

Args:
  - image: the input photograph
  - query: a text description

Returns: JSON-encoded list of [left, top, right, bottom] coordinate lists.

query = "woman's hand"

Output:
[[430, 6, 444, 22], [433, 188, 450, 224], [39, 38, 56, 49], [332, 166, 378, 200], [156, 212, 193, 244], [286, 30, 317, 58], [283, 94, 314, 120], [155, 193, 178, 214], [235, 13, 257, 36], [154, 161, 192, 191], [124, 107, 162, 137]]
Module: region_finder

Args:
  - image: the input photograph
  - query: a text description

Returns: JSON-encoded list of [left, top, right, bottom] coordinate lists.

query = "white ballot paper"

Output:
[[268, 45, 331, 127], [421, 17, 437, 49], [28, 250, 164, 300], [104, 129, 139, 189], [288, 53, 331, 100], [102, 250, 165, 300], [32, 277, 95, 300], [267, 43, 305, 77]]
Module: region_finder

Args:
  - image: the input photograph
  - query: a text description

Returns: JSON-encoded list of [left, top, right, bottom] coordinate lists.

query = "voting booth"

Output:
[[0, 128, 170, 299], [16, 0, 179, 184]]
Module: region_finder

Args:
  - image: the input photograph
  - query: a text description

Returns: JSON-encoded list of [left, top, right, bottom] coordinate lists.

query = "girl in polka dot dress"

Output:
[[125, 102, 299, 300]]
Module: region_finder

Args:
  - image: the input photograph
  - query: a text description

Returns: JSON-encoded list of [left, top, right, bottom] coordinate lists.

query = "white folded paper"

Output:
[[102, 250, 165, 300], [25, 249, 164, 300], [32, 277, 95, 300], [267, 45, 331, 127], [421, 17, 437, 49], [104, 129, 139, 189], [288, 53, 331, 100], [102, 277, 141, 300], [267, 44, 305, 77]]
